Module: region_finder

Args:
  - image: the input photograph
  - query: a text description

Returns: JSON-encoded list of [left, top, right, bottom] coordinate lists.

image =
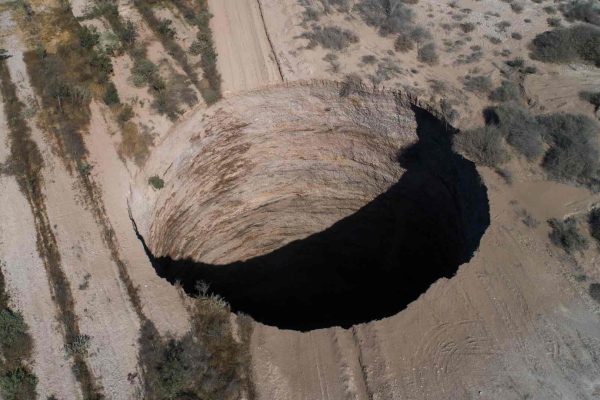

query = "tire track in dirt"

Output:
[[208, 0, 282, 93], [255, 0, 284, 81]]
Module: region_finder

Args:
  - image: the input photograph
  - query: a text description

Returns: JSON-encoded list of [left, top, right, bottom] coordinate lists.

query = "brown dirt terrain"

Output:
[[1, 0, 600, 399]]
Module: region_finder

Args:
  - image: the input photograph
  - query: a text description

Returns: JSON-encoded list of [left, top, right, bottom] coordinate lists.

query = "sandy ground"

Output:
[[0, 22, 82, 398], [258, 0, 570, 129], [208, 0, 282, 94], [85, 101, 190, 335], [1, 19, 142, 399]]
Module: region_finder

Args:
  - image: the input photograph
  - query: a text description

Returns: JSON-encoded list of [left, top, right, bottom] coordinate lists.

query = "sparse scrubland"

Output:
[[454, 104, 600, 189], [1, 47, 99, 397], [140, 286, 254, 400], [0, 263, 36, 400], [531, 24, 600, 66]]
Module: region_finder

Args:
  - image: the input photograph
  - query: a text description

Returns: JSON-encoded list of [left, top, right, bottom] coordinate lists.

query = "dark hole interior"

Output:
[[136, 106, 490, 331]]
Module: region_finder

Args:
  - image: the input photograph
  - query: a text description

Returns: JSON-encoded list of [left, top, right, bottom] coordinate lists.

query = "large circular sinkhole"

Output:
[[130, 82, 489, 331]]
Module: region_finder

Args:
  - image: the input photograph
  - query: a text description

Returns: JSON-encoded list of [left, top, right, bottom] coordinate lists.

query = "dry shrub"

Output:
[[548, 217, 588, 254], [453, 126, 510, 167], [300, 26, 359, 50], [531, 24, 600, 66], [354, 0, 414, 35], [139, 287, 254, 400], [417, 42, 438, 65], [589, 207, 600, 246]]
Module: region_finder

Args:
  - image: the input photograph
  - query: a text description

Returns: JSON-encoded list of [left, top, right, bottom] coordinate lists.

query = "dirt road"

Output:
[[208, 0, 282, 94]]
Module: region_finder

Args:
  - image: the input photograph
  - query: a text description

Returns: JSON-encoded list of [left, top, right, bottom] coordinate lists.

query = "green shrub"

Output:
[[0, 309, 29, 350], [119, 20, 138, 47], [530, 24, 600, 66], [589, 207, 600, 245], [77, 26, 100, 50], [0, 367, 37, 400], [548, 217, 588, 254], [139, 288, 253, 400], [148, 176, 164, 189], [64, 334, 91, 358], [103, 82, 120, 105], [157, 18, 176, 39], [453, 126, 510, 167]]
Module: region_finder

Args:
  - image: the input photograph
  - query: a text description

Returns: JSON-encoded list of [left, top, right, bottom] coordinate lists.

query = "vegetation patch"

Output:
[[560, 0, 600, 26], [489, 80, 521, 103], [580, 90, 600, 111], [530, 24, 600, 66], [132, 1, 200, 93], [2, 39, 103, 398], [148, 175, 165, 189], [457, 103, 600, 188], [453, 126, 510, 167], [169, 0, 222, 104], [548, 217, 588, 254], [300, 25, 359, 50], [353, 0, 414, 36], [417, 42, 438, 65], [463, 74, 492, 94], [139, 286, 254, 400], [0, 262, 36, 400], [588, 207, 600, 246]]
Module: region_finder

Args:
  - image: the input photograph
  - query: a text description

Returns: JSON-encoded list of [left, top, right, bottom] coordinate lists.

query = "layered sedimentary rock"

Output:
[[130, 81, 420, 264]]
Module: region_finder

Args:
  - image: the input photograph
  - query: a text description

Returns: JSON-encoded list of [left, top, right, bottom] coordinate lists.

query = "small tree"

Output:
[[78, 26, 100, 50], [148, 176, 165, 189], [103, 82, 120, 105]]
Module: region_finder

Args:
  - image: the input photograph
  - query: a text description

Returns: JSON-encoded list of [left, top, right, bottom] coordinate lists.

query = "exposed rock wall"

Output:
[[130, 81, 421, 264]]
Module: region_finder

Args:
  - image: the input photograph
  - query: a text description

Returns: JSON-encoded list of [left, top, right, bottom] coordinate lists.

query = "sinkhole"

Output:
[[132, 86, 490, 331]]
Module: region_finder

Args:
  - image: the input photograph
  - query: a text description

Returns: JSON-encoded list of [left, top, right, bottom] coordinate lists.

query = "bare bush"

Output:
[[548, 217, 588, 254], [489, 80, 521, 102], [485, 104, 545, 160], [463, 75, 492, 94], [538, 113, 600, 183], [561, 0, 600, 26], [417, 42, 438, 65], [453, 126, 510, 167], [589, 207, 600, 246], [354, 0, 414, 35], [531, 24, 600, 66]]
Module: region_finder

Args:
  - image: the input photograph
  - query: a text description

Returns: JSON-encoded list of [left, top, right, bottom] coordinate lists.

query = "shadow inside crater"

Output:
[[138, 106, 490, 331]]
